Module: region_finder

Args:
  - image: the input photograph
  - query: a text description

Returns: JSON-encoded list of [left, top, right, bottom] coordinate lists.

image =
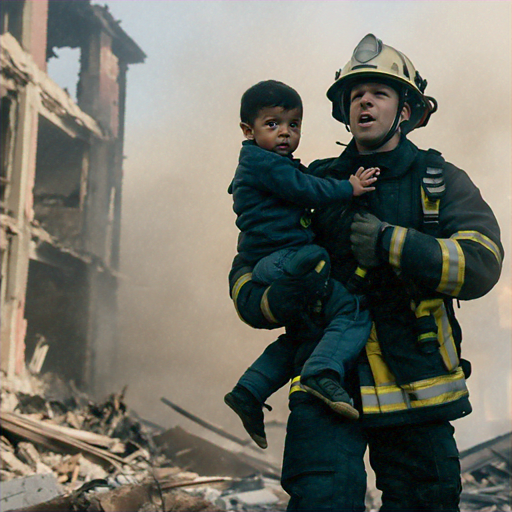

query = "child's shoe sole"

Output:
[[302, 384, 360, 420]]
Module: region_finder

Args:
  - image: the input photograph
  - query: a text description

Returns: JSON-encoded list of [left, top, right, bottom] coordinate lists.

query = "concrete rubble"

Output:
[[459, 432, 512, 511], [0, 370, 289, 511], [2, 370, 510, 511]]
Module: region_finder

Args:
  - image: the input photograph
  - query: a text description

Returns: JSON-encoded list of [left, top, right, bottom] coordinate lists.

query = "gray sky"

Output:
[[51, 0, 511, 455]]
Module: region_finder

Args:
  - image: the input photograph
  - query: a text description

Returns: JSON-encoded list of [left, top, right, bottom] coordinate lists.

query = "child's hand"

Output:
[[350, 167, 380, 197]]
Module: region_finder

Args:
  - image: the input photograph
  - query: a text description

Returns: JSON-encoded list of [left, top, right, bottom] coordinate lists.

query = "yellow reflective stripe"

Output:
[[452, 231, 503, 266], [415, 298, 441, 317], [389, 226, 407, 268], [436, 302, 459, 371], [289, 375, 307, 395], [421, 188, 440, 219], [362, 367, 468, 415], [355, 266, 367, 278], [400, 366, 465, 393], [261, 287, 279, 324], [231, 273, 253, 324], [315, 260, 326, 273], [361, 386, 409, 414], [415, 299, 459, 372], [365, 326, 396, 386], [232, 272, 252, 302], [411, 390, 468, 408], [294, 367, 468, 414], [437, 239, 465, 296], [418, 332, 437, 342]]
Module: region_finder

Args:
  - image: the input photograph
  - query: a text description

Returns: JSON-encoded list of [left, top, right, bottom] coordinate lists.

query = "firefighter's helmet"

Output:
[[327, 34, 437, 135]]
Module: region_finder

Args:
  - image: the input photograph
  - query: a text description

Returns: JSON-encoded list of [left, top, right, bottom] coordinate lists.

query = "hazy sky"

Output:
[[50, 0, 511, 456]]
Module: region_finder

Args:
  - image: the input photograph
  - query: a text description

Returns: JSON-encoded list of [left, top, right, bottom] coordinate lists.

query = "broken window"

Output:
[[46, 1, 89, 108], [34, 115, 89, 249], [0, 95, 17, 208], [24, 258, 88, 387], [46, 47, 81, 103], [0, 0, 25, 45]]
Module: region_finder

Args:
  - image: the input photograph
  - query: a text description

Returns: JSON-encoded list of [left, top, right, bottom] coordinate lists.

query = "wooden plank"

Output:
[[0, 412, 125, 471], [160, 396, 253, 448]]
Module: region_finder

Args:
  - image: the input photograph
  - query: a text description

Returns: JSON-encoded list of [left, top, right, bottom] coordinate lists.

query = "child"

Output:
[[225, 80, 376, 448]]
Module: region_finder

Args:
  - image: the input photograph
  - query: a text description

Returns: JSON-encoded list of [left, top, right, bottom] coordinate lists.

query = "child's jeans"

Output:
[[238, 245, 371, 402], [252, 247, 301, 285]]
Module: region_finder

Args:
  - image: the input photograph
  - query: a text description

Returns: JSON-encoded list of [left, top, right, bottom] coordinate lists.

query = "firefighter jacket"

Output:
[[228, 135, 504, 427]]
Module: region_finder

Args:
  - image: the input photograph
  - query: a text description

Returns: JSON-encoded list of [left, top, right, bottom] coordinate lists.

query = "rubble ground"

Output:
[[2, 369, 510, 512], [0, 370, 289, 512]]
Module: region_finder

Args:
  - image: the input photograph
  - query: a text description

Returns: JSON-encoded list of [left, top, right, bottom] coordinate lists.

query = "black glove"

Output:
[[350, 212, 390, 268], [265, 268, 329, 325]]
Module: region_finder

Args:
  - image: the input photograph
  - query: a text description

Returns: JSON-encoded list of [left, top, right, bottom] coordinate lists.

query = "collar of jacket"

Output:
[[328, 134, 419, 180], [241, 139, 301, 166]]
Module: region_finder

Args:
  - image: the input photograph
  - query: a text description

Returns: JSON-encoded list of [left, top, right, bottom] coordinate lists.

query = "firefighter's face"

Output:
[[349, 82, 410, 153]]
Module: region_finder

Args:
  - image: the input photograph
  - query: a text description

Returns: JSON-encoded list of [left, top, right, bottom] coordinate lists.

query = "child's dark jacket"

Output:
[[228, 140, 353, 265]]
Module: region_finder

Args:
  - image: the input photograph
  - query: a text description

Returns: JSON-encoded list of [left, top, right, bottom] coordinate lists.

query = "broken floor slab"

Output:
[[153, 426, 280, 479], [1, 32, 104, 140], [0, 473, 61, 512]]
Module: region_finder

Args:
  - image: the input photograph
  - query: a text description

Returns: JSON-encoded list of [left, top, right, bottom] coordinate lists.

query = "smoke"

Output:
[[101, 1, 511, 453]]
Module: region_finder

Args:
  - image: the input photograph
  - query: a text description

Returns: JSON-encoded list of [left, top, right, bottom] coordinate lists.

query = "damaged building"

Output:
[[0, 0, 145, 394]]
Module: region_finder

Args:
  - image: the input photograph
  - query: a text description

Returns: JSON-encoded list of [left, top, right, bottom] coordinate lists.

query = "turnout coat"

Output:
[[229, 135, 503, 427]]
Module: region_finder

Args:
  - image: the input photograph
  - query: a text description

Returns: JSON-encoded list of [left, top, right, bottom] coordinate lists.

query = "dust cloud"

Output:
[[101, 1, 511, 455]]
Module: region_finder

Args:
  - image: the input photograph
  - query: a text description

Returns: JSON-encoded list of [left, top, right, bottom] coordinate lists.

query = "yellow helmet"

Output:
[[327, 34, 437, 135]]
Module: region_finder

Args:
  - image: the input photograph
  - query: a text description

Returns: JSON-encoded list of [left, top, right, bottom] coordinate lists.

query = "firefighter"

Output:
[[228, 34, 503, 510]]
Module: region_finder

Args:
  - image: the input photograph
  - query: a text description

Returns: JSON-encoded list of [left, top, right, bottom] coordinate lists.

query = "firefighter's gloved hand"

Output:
[[265, 269, 329, 325], [350, 212, 390, 268]]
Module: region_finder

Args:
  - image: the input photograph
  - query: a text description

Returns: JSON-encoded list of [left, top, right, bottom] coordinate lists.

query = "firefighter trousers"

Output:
[[281, 393, 461, 511]]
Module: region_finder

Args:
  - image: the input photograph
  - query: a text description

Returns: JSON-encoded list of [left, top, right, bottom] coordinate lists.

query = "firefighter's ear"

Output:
[[240, 122, 255, 140], [400, 103, 412, 123]]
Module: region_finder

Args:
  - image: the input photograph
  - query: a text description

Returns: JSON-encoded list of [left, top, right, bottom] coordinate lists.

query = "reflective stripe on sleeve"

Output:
[[452, 231, 503, 267], [437, 238, 465, 296], [388, 226, 408, 268], [261, 287, 279, 324], [231, 272, 253, 324], [289, 375, 307, 395]]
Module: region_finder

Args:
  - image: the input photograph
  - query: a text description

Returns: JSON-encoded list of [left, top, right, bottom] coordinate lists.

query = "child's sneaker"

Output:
[[224, 387, 269, 449], [301, 372, 359, 420]]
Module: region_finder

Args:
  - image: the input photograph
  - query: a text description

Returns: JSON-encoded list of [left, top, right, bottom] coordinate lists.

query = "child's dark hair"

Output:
[[240, 80, 303, 126]]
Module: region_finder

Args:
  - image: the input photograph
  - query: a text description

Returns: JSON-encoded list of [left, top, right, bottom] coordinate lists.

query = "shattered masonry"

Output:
[[0, 0, 145, 395], [0, 372, 289, 511]]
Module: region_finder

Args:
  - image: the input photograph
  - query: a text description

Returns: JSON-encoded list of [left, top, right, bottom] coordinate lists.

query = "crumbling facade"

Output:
[[0, 0, 145, 394]]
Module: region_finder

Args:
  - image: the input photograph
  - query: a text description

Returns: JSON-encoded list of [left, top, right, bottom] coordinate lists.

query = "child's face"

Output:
[[241, 107, 302, 156]]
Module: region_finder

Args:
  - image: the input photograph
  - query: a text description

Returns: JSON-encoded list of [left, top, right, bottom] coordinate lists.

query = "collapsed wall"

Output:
[[0, 0, 144, 395]]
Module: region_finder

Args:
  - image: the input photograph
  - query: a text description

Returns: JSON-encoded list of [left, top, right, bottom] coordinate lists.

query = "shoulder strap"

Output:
[[420, 149, 445, 236]]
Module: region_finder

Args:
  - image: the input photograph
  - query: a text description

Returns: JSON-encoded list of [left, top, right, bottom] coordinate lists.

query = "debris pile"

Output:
[[3, 369, 508, 512], [459, 432, 512, 512], [0, 370, 288, 511]]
